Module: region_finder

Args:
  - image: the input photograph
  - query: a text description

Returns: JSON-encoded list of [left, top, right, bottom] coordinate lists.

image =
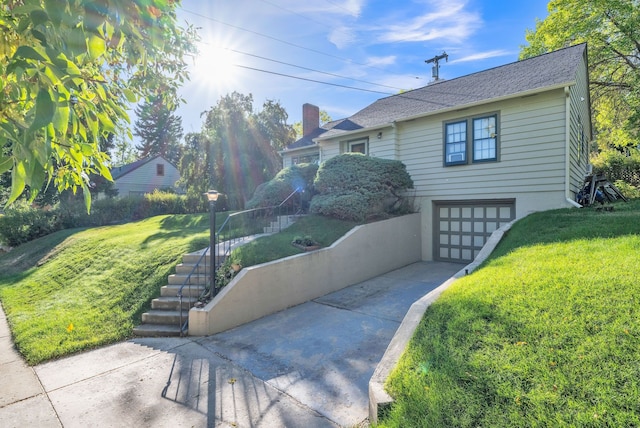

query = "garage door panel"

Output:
[[434, 200, 515, 263]]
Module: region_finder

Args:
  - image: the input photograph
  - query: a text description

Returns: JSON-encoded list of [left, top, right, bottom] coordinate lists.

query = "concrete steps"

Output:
[[134, 214, 304, 337], [263, 215, 299, 233], [133, 255, 208, 337]]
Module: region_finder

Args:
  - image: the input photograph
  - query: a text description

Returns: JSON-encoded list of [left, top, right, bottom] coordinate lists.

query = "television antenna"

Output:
[[425, 52, 448, 81]]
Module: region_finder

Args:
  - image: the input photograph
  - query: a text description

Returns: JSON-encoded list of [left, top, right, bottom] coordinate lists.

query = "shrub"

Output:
[[246, 163, 318, 210], [0, 191, 204, 246], [613, 180, 640, 199], [0, 202, 59, 247], [309, 154, 414, 221], [591, 149, 640, 186]]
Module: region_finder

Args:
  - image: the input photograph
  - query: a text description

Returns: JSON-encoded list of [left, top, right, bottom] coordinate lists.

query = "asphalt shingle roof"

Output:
[[319, 43, 587, 139], [284, 118, 349, 151], [111, 154, 162, 180]]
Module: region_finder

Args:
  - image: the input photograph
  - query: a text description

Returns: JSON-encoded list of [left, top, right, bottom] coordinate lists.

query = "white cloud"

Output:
[[365, 55, 397, 66], [325, 0, 365, 17], [329, 26, 357, 49], [291, 0, 365, 18], [450, 49, 513, 63], [376, 0, 482, 44]]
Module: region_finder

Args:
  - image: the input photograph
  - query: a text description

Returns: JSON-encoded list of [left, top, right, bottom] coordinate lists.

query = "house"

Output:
[[280, 103, 350, 167], [284, 43, 591, 263], [110, 154, 182, 197]]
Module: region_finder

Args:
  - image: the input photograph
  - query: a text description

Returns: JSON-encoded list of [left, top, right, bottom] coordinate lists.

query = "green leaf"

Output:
[[30, 9, 49, 27], [44, 0, 64, 26], [26, 160, 46, 190], [94, 83, 107, 101], [82, 181, 92, 214], [53, 94, 70, 136], [31, 29, 47, 45], [80, 143, 94, 156], [6, 161, 27, 206], [13, 46, 47, 62], [87, 35, 106, 60], [122, 88, 138, 103], [0, 156, 12, 175], [96, 111, 115, 133], [96, 161, 113, 181], [30, 89, 56, 131]]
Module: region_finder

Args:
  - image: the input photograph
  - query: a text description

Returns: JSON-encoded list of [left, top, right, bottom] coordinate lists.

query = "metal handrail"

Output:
[[177, 188, 302, 335]]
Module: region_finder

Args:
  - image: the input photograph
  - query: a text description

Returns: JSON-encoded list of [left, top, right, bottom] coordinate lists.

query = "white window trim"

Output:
[[346, 138, 369, 155]]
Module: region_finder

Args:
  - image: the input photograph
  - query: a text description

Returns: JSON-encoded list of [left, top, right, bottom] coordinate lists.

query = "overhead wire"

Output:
[[181, 8, 398, 74], [208, 43, 405, 91], [233, 64, 394, 96]]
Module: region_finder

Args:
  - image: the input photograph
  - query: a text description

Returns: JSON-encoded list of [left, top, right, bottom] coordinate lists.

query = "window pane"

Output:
[[445, 121, 466, 164], [473, 116, 497, 161], [350, 142, 366, 153]]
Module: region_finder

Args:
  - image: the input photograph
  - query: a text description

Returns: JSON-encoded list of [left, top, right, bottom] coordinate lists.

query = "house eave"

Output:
[[278, 144, 318, 155], [315, 81, 575, 143]]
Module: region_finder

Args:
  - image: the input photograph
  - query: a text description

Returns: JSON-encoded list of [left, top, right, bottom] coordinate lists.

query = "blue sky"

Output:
[[174, 0, 550, 135]]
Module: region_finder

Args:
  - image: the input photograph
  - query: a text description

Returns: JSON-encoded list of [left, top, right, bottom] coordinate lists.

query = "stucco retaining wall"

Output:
[[188, 213, 421, 336]]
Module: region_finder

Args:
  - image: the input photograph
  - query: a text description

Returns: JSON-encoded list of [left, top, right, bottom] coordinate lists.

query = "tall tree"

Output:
[[196, 92, 294, 209], [134, 94, 183, 164], [177, 131, 215, 202], [521, 0, 640, 150], [0, 0, 196, 209]]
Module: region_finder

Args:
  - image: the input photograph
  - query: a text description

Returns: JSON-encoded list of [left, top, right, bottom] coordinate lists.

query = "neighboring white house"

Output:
[[282, 43, 592, 263], [110, 154, 181, 197]]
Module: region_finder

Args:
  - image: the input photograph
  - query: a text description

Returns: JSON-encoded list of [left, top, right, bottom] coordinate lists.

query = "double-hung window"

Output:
[[444, 113, 498, 166], [445, 120, 467, 165]]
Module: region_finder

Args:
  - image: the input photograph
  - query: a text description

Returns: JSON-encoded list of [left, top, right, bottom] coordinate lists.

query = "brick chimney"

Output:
[[302, 103, 319, 137]]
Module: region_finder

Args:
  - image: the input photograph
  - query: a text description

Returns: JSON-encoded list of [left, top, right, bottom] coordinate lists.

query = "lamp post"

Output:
[[205, 190, 220, 294]]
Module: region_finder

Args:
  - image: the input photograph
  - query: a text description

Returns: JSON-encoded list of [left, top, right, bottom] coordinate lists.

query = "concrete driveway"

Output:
[[1, 261, 462, 427]]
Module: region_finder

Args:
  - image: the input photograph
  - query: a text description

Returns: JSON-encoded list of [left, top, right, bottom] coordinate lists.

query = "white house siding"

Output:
[[567, 53, 592, 199], [115, 158, 180, 197], [368, 133, 397, 159], [282, 147, 319, 168]]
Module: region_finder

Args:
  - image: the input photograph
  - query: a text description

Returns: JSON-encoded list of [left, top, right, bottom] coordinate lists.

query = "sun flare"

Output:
[[193, 42, 239, 92]]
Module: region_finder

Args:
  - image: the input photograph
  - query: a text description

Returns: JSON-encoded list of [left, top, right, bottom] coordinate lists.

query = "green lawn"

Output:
[[0, 214, 211, 364], [228, 215, 357, 267], [0, 212, 355, 365], [380, 200, 640, 427]]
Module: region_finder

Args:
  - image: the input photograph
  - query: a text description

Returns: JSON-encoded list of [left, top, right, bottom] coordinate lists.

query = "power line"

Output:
[[233, 64, 394, 96], [257, 0, 330, 28], [181, 8, 392, 74], [323, 0, 359, 16], [215, 45, 405, 91]]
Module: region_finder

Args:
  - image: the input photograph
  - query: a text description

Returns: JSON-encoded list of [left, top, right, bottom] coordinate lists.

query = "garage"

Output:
[[434, 199, 515, 263]]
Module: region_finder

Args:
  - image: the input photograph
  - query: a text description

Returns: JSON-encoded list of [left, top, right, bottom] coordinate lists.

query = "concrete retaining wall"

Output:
[[189, 213, 422, 336], [367, 218, 517, 424]]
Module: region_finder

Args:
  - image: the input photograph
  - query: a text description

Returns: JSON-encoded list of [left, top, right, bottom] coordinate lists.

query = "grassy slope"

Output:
[[229, 215, 357, 267], [0, 215, 210, 364], [381, 200, 640, 427], [0, 213, 356, 365]]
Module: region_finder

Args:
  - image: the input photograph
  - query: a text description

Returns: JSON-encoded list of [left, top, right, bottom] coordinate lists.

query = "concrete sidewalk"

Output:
[[0, 261, 461, 427]]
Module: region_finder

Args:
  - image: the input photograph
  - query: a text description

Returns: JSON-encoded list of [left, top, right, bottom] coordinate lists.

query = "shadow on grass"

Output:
[[0, 227, 84, 278]]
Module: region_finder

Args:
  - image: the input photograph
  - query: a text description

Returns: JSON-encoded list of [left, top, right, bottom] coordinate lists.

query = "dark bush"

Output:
[[309, 154, 414, 221], [309, 193, 371, 222], [246, 163, 318, 210]]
